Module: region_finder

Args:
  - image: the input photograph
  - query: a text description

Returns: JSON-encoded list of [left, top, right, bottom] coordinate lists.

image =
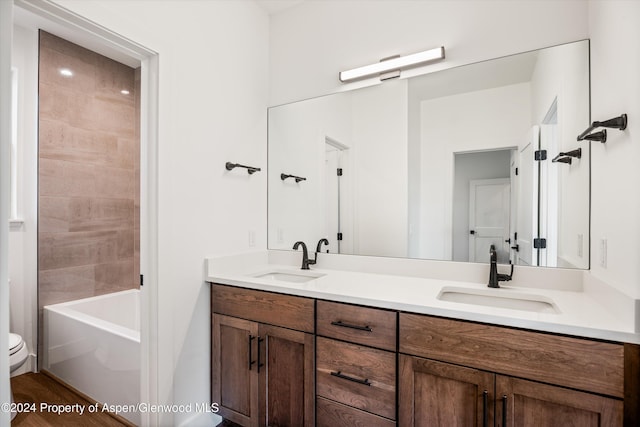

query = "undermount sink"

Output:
[[253, 270, 325, 283], [437, 286, 560, 314]]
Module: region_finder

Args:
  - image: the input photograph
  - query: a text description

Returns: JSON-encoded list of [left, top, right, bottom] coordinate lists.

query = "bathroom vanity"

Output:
[[207, 252, 640, 427]]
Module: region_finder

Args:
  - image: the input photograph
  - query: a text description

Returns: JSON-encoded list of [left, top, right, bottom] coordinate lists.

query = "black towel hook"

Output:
[[577, 114, 627, 143], [552, 148, 582, 165], [226, 162, 261, 174], [281, 173, 306, 183]]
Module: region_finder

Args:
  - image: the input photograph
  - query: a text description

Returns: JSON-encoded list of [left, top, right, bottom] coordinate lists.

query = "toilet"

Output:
[[9, 333, 28, 420]]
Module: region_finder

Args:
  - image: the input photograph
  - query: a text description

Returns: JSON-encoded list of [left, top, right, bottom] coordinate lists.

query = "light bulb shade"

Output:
[[339, 46, 445, 82]]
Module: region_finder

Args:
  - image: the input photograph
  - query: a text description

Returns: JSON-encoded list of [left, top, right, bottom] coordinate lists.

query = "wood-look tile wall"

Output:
[[38, 31, 140, 309]]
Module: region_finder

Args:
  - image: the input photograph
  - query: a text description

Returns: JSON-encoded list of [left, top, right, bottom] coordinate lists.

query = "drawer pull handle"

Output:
[[330, 320, 372, 332], [257, 337, 265, 373], [330, 371, 371, 386], [502, 395, 508, 427], [248, 335, 256, 371], [482, 390, 488, 427]]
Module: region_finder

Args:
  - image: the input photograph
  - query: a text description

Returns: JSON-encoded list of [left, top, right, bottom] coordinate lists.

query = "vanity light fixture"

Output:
[[59, 68, 73, 77], [121, 89, 130, 95], [339, 46, 445, 83]]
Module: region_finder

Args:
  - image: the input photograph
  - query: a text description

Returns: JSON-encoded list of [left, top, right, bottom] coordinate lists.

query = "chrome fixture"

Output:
[[339, 46, 445, 82], [488, 245, 513, 288]]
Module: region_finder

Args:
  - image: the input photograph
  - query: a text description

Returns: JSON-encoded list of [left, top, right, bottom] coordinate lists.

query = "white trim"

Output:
[[1, 0, 14, 424], [10, 67, 18, 220], [12, 2, 160, 426], [15, 0, 149, 66]]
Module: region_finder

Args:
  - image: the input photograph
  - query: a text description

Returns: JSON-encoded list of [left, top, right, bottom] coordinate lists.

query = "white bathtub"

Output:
[[43, 289, 140, 425]]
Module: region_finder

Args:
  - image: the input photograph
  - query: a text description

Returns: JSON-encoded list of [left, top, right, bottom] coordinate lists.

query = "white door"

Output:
[[516, 126, 540, 266], [468, 178, 511, 264]]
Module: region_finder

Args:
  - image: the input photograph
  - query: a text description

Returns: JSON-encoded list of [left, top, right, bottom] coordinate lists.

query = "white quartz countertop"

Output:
[[206, 251, 640, 344]]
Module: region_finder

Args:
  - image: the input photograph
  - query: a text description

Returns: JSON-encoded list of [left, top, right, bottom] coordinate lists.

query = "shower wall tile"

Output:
[[39, 84, 135, 136], [39, 231, 119, 271], [39, 196, 135, 233], [39, 265, 97, 306], [38, 31, 139, 316], [39, 119, 134, 169], [95, 260, 136, 293], [39, 158, 135, 200]]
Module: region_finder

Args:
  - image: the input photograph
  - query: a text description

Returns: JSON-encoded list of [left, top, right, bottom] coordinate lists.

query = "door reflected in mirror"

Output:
[[268, 40, 590, 269]]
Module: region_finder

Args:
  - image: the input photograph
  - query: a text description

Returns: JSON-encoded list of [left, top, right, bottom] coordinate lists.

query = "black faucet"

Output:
[[315, 238, 329, 255], [293, 241, 311, 270], [488, 244, 514, 288], [293, 239, 330, 270]]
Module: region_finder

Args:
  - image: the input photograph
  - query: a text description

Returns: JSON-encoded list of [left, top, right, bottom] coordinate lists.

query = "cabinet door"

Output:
[[212, 314, 259, 427], [496, 375, 623, 427], [399, 354, 495, 427], [259, 324, 315, 427]]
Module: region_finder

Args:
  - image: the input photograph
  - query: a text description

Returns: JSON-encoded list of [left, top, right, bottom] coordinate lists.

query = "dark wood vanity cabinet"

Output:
[[211, 284, 315, 427], [210, 283, 639, 427], [399, 313, 627, 427]]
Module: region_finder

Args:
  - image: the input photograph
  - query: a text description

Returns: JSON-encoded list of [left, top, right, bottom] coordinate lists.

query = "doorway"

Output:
[[453, 149, 513, 263], [8, 1, 159, 425], [324, 136, 349, 254]]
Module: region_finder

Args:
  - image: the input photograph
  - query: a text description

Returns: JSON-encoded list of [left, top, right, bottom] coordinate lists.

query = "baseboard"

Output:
[[177, 411, 221, 427], [10, 353, 36, 378]]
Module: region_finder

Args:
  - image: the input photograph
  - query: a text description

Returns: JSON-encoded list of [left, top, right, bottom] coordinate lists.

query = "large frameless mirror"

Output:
[[268, 40, 590, 269]]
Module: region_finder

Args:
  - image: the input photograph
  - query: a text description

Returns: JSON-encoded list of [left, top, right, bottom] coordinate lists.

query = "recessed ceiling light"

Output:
[[121, 90, 130, 95], [59, 68, 73, 77]]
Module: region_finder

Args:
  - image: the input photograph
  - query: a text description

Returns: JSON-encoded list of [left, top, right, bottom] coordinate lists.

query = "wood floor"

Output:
[[10, 373, 131, 426]]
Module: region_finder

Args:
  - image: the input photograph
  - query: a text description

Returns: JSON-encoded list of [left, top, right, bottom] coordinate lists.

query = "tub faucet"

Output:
[[293, 241, 311, 270], [488, 244, 513, 288]]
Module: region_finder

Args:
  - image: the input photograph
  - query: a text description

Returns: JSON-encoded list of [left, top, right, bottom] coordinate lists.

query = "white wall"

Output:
[[589, 0, 640, 299], [46, 1, 269, 426], [351, 80, 408, 257], [269, 0, 589, 106], [418, 83, 531, 260]]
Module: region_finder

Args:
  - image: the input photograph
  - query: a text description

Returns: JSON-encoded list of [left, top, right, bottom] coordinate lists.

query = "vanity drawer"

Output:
[[211, 284, 314, 333], [399, 313, 624, 397], [317, 300, 396, 351], [317, 397, 396, 427], [316, 336, 396, 420]]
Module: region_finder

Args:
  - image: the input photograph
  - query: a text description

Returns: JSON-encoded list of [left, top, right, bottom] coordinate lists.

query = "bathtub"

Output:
[[43, 289, 140, 425]]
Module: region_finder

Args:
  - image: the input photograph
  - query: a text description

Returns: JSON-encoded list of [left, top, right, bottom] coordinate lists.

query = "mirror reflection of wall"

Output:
[[268, 40, 590, 269]]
